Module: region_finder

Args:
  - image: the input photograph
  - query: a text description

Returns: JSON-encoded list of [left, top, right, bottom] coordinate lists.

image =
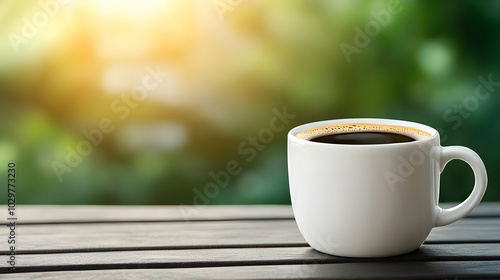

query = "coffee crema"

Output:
[[295, 123, 432, 144]]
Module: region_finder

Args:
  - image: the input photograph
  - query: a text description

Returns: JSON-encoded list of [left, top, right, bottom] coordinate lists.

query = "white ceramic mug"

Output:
[[288, 118, 487, 257]]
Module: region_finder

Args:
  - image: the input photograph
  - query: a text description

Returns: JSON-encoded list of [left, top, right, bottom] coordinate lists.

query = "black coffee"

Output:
[[310, 132, 416, 145]]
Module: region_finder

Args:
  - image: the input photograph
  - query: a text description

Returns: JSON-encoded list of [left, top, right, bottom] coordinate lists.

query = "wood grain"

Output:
[[0, 205, 294, 224], [0, 204, 499, 278], [0, 219, 499, 254], [2, 261, 500, 280], [1, 202, 498, 225], [1, 244, 500, 273], [0, 218, 500, 255]]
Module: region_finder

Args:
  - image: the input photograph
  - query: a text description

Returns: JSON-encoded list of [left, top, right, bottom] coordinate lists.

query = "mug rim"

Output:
[[288, 118, 439, 147]]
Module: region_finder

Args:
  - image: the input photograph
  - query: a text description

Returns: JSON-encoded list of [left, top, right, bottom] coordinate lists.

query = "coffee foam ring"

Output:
[[295, 123, 432, 141]]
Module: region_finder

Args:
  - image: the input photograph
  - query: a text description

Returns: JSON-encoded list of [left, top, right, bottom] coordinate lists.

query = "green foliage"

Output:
[[0, 0, 498, 204]]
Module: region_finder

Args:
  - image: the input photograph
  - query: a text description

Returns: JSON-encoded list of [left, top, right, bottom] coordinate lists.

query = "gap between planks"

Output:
[[2, 244, 500, 273]]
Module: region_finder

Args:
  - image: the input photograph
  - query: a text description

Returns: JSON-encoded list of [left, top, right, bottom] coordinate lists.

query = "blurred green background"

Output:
[[0, 0, 498, 205]]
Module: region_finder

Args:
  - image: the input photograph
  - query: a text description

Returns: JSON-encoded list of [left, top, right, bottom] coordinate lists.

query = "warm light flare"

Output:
[[88, 0, 168, 18]]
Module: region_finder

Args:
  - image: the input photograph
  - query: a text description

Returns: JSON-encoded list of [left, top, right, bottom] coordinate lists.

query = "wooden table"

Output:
[[1, 203, 500, 279]]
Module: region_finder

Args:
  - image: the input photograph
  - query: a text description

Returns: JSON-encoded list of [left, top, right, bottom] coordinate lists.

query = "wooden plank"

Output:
[[0, 221, 304, 254], [4, 261, 500, 280], [1, 219, 499, 254], [1, 244, 500, 273], [0, 205, 294, 224], [0, 202, 498, 224]]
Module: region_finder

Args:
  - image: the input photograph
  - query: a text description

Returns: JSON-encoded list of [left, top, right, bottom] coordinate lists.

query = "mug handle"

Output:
[[434, 146, 488, 227]]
